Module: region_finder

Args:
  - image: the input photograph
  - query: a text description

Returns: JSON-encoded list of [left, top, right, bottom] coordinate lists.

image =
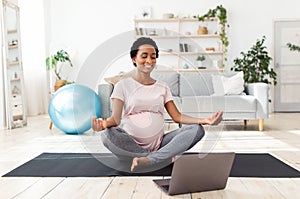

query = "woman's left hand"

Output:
[[203, 111, 223, 125]]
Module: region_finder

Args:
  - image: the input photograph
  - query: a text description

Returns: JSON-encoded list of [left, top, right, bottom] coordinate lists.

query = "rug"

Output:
[[3, 153, 300, 178]]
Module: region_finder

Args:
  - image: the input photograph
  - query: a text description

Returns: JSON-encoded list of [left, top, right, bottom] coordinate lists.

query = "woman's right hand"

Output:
[[91, 117, 107, 131]]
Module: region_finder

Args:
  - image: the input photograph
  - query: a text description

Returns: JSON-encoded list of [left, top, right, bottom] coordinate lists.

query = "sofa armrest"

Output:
[[245, 83, 269, 118], [98, 83, 113, 119]]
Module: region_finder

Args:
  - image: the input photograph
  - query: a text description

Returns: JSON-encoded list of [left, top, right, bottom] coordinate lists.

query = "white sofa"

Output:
[[98, 70, 269, 131]]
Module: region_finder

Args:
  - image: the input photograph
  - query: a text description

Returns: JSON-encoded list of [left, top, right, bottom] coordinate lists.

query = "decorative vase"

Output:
[[197, 61, 203, 68], [54, 79, 67, 91], [197, 26, 208, 35]]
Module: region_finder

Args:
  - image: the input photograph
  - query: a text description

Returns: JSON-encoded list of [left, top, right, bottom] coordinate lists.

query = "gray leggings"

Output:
[[100, 124, 205, 164]]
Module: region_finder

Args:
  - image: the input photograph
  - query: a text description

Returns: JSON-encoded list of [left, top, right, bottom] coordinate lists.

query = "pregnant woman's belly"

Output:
[[121, 112, 165, 150]]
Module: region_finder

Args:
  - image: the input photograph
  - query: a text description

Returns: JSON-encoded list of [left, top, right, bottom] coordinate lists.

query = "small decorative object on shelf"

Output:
[[212, 59, 221, 68], [163, 13, 174, 19], [205, 47, 215, 52], [196, 55, 206, 68], [183, 63, 190, 69], [140, 6, 152, 19], [149, 30, 157, 36], [197, 26, 208, 35], [162, 48, 173, 53], [12, 39, 18, 45], [12, 86, 20, 95]]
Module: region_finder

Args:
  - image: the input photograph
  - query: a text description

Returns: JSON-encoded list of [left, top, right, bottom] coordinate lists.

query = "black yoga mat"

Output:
[[3, 153, 300, 178]]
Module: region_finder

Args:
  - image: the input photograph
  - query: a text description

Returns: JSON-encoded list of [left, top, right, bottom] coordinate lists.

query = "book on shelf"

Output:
[[179, 43, 189, 52], [184, 43, 189, 52], [179, 43, 184, 52]]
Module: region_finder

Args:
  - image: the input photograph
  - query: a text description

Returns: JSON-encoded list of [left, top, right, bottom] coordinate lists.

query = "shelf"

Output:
[[176, 68, 224, 72], [136, 34, 219, 39], [136, 35, 179, 39], [160, 52, 179, 56], [9, 61, 19, 66], [159, 51, 223, 56], [8, 45, 18, 49], [13, 115, 23, 121], [156, 68, 224, 72], [134, 17, 218, 23], [180, 34, 220, 38], [10, 78, 20, 82], [135, 18, 179, 23], [179, 17, 218, 22], [7, 29, 17, 34], [180, 51, 223, 55]]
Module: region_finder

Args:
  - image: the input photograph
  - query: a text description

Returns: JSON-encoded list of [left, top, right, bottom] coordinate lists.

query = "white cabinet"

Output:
[[1, 1, 27, 128], [134, 18, 224, 71]]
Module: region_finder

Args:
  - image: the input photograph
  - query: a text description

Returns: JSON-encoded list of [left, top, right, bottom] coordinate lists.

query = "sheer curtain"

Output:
[[19, 0, 49, 116]]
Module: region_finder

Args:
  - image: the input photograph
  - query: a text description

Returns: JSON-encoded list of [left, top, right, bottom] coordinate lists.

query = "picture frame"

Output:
[[140, 6, 151, 19]]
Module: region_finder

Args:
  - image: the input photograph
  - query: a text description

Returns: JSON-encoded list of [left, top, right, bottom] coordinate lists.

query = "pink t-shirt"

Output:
[[110, 77, 173, 151]]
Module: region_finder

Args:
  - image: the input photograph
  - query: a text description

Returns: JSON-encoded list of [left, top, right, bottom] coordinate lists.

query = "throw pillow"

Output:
[[223, 71, 245, 95], [211, 75, 225, 96], [104, 69, 136, 86], [212, 72, 245, 96]]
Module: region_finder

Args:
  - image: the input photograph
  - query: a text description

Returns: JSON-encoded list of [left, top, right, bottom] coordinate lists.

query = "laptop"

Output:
[[153, 152, 235, 195]]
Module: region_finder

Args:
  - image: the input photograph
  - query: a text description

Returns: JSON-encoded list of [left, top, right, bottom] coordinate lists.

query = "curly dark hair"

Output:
[[130, 37, 159, 66]]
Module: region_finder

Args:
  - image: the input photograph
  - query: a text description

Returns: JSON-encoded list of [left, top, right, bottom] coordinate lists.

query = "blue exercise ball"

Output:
[[49, 84, 102, 134]]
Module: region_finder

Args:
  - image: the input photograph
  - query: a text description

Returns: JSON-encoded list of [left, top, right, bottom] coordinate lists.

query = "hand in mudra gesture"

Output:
[[203, 111, 223, 125], [91, 117, 107, 131]]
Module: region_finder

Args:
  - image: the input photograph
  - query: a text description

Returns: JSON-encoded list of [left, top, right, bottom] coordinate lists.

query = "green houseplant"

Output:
[[231, 36, 277, 85], [194, 5, 229, 66], [46, 49, 73, 80], [196, 55, 206, 62], [196, 55, 206, 68], [46, 49, 73, 90]]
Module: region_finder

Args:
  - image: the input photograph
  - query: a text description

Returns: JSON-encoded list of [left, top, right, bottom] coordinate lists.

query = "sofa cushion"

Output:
[[212, 71, 245, 96], [179, 72, 215, 96], [181, 95, 257, 113], [152, 71, 179, 96]]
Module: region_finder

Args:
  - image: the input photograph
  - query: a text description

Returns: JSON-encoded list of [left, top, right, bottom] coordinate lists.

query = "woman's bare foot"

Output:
[[131, 157, 150, 172]]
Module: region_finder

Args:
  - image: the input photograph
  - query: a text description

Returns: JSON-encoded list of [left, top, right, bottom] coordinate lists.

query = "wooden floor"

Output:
[[0, 113, 300, 198]]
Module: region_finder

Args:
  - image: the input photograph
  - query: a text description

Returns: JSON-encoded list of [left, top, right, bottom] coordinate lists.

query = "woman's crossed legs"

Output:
[[101, 124, 205, 171]]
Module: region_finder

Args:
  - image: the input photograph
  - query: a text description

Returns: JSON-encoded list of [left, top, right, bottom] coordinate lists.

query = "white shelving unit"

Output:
[[134, 18, 224, 71], [1, 0, 27, 129]]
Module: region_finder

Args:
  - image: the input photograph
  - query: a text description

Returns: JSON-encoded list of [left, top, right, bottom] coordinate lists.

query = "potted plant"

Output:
[[231, 36, 277, 86], [194, 5, 229, 67], [46, 50, 73, 91], [196, 55, 206, 68]]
